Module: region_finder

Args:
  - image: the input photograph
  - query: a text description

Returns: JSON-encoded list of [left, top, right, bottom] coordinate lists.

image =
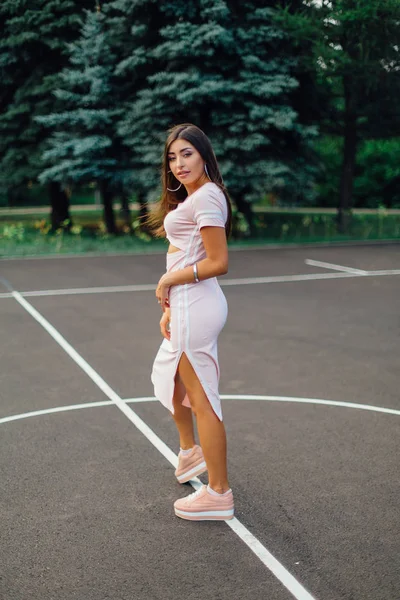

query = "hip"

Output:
[[169, 279, 227, 314]]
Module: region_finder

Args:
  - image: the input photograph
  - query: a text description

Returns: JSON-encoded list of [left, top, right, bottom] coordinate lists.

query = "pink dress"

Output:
[[151, 182, 228, 421]]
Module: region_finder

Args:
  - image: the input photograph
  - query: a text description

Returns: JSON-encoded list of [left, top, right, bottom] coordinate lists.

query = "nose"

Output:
[[176, 156, 185, 168]]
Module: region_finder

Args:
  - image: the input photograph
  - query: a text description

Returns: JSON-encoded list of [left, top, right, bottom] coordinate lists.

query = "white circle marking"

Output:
[[1, 395, 399, 426]]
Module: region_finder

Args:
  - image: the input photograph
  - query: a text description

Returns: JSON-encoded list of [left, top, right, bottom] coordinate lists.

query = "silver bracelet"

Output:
[[193, 263, 200, 283]]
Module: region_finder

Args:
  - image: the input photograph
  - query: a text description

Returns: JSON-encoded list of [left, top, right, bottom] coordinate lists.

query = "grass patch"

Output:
[[1, 210, 399, 259]]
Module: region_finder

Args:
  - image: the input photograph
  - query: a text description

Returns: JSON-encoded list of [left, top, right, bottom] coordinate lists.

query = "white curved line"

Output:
[[125, 395, 400, 416], [222, 395, 400, 416], [10, 290, 393, 600], [3, 394, 398, 426], [0, 400, 113, 424]]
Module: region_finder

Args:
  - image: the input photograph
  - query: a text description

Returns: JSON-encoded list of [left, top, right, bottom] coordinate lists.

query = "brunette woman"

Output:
[[151, 123, 234, 521]]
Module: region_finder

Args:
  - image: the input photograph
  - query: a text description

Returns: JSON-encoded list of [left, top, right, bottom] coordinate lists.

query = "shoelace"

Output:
[[184, 486, 205, 503]]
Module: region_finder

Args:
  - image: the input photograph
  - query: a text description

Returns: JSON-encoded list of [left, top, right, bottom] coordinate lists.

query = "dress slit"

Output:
[[151, 185, 228, 422], [176, 351, 223, 421]]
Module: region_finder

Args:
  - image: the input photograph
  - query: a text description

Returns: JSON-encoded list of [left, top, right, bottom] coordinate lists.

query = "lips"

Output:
[[177, 171, 190, 177]]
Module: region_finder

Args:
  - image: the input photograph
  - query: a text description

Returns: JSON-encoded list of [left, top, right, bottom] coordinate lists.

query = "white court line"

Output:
[[11, 290, 316, 600], [0, 400, 113, 424], [2, 395, 399, 427], [2, 268, 400, 300], [125, 395, 400, 417], [368, 269, 400, 276], [305, 259, 368, 274], [22, 283, 156, 297]]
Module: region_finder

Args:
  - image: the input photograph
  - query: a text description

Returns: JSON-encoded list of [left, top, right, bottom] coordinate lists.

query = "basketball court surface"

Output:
[[1, 243, 399, 600]]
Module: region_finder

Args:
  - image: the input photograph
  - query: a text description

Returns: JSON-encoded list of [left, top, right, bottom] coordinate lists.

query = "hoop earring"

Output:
[[167, 171, 182, 192], [204, 164, 211, 179]]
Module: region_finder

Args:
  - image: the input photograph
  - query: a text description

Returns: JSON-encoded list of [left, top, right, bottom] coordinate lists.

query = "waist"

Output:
[[169, 276, 223, 304], [166, 249, 205, 272]]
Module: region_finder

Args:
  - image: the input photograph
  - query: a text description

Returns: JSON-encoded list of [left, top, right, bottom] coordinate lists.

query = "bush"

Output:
[[314, 136, 400, 209], [251, 210, 400, 241], [1, 210, 399, 258]]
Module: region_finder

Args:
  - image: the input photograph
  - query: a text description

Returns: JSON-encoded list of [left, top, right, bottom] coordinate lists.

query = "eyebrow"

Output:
[[167, 147, 192, 156]]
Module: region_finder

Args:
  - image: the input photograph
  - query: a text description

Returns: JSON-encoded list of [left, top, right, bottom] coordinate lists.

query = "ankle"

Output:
[[208, 483, 230, 495], [179, 442, 196, 452]]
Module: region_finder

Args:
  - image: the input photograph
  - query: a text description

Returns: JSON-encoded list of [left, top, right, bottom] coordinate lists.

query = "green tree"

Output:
[[118, 0, 317, 235], [38, 5, 132, 234], [101, 0, 167, 228], [279, 0, 400, 230], [0, 0, 93, 228]]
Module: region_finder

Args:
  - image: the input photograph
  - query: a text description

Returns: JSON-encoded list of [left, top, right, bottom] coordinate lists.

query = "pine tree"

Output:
[[0, 0, 93, 227], [101, 0, 166, 226], [38, 5, 131, 234], [118, 0, 317, 235]]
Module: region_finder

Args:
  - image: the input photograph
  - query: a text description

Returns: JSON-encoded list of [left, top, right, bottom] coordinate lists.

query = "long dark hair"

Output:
[[147, 123, 232, 237]]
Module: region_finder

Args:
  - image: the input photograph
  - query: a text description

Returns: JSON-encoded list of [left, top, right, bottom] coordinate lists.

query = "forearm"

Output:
[[164, 258, 227, 287]]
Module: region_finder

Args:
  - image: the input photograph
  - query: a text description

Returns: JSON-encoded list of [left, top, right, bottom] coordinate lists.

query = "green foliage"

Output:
[[2, 209, 399, 258], [0, 0, 398, 223], [277, 0, 400, 220], [314, 136, 343, 208], [254, 210, 400, 241], [355, 140, 400, 208], [37, 8, 130, 189], [0, 217, 166, 257], [0, 0, 94, 204], [316, 136, 400, 208], [279, 0, 400, 100], [117, 1, 317, 205]]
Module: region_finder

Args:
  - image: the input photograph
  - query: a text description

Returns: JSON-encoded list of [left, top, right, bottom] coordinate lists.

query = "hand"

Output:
[[160, 310, 171, 341], [156, 273, 171, 311]]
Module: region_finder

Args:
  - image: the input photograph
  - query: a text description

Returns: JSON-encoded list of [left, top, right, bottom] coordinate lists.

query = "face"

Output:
[[167, 138, 206, 187]]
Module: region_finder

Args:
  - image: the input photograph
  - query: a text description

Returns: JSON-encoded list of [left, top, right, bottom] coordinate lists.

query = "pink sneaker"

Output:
[[174, 485, 234, 521], [175, 445, 207, 483]]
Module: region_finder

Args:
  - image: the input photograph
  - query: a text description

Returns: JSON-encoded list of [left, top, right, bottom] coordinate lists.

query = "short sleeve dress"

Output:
[[151, 182, 228, 421]]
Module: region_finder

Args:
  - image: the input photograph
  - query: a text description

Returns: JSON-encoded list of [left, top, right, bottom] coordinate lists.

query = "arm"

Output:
[[156, 227, 228, 310], [156, 187, 228, 309], [165, 226, 228, 286]]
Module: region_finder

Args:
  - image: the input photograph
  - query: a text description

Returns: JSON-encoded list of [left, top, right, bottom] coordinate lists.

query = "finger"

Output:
[[160, 324, 170, 340]]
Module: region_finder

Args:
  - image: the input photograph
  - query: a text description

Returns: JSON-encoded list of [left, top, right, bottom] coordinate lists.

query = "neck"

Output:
[[185, 174, 210, 196]]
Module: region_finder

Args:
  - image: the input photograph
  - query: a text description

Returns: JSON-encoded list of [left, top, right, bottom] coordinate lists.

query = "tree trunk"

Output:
[[120, 192, 132, 232], [338, 85, 357, 233], [233, 194, 256, 238], [49, 181, 71, 231], [100, 181, 117, 234]]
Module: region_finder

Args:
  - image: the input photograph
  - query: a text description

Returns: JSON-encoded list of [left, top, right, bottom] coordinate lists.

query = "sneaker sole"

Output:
[[174, 507, 234, 521], [176, 460, 208, 483]]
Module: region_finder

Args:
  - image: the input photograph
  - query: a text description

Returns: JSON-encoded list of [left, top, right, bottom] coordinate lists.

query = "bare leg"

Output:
[[178, 353, 229, 494], [172, 372, 196, 450]]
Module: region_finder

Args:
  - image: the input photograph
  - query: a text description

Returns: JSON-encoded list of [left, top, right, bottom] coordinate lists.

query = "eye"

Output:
[[183, 153, 192, 158], [168, 156, 175, 162]]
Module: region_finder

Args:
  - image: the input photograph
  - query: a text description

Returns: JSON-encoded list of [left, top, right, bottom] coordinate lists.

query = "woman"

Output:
[[150, 123, 234, 521]]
